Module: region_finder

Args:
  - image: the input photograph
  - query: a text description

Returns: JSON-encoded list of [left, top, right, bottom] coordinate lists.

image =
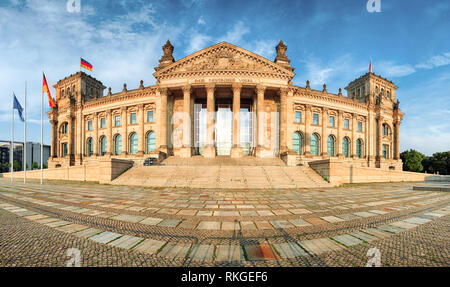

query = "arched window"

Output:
[[327, 135, 335, 156], [293, 132, 303, 155], [382, 124, 389, 136], [114, 134, 122, 155], [100, 136, 107, 156], [356, 139, 363, 158], [129, 133, 138, 155], [87, 138, 93, 157], [311, 134, 320, 156], [146, 131, 156, 153], [60, 123, 68, 134], [342, 137, 350, 158]]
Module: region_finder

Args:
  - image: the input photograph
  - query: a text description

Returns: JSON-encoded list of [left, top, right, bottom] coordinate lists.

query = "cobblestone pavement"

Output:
[[0, 178, 449, 267]]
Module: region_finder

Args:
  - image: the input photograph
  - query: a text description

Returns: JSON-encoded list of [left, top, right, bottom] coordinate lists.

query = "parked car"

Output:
[[143, 157, 158, 166]]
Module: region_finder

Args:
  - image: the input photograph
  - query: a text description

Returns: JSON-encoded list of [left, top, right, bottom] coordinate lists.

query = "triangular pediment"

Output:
[[153, 42, 295, 80]]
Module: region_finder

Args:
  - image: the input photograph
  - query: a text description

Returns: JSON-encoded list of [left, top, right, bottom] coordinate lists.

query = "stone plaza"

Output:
[[0, 178, 448, 267]]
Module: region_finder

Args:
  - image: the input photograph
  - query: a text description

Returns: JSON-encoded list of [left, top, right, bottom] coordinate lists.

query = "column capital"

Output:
[[232, 83, 243, 92], [322, 107, 329, 114], [121, 106, 127, 112], [205, 83, 216, 93], [106, 109, 112, 115], [256, 85, 266, 94], [182, 84, 191, 95], [158, 87, 168, 95], [277, 86, 289, 96], [138, 103, 144, 110], [305, 104, 312, 111]]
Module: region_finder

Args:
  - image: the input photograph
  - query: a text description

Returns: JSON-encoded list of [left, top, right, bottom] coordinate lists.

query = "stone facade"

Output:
[[47, 41, 403, 170]]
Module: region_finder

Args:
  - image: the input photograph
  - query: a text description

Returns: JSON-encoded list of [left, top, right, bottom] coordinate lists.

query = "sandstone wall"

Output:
[[309, 159, 426, 185], [3, 158, 133, 184]]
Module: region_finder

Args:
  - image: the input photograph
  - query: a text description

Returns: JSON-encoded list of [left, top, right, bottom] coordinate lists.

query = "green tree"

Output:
[[43, 164, 48, 169], [400, 149, 425, 172], [32, 162, 38, 170], [13, 160, 21, 171]]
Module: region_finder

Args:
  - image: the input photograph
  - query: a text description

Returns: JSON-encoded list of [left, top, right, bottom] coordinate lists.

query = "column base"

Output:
[[231, 146, 242, 158], [158, 145, 168, 155], [203, 145, 216, 158], [136, 151, 144, 156], [255, 146, 266, 158], [120, 151, 128, 157], [304, 152, 313, 158], [180, 146, 192, 158]]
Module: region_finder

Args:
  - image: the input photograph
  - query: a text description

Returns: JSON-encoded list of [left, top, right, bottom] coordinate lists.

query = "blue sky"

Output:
[[0, 0, 449, 155]]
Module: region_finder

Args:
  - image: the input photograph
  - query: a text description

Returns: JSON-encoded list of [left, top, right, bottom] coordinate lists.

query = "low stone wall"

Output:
[[2, 158, 133, 184], [309, 159, 427, 185]]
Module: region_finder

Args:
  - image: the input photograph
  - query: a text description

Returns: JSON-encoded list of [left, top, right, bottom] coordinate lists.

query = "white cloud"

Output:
[[415, 53, 450, 69], [197, 16, 205, 25], [218, 21, 250, 43], [185, 32, 213, 54], [376, 61, 416, 77]]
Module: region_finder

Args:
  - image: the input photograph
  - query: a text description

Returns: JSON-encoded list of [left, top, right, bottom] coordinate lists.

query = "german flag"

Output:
[[43, 73, 57, 108], [81, 58, 93, 71]]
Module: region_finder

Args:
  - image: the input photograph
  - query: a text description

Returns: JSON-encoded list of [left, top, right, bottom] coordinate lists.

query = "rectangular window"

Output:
[[147, 111, 154, 123], [62, 143, 68, 157], [100, 118, 106, 129], [329, 116, 335, 127], [358, 121, 363, 132], [87, 121, 92, 131], [130, 113, 136, 124], [115, 115, 120, 127], [344, 119, 350, 129], [313, 113, 319, 125], [382, 145, 388, 159], [295, 111, 302, 123]]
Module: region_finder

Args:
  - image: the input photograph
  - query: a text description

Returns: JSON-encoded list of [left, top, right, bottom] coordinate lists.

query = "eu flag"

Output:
[[13, 94, 24, 122]]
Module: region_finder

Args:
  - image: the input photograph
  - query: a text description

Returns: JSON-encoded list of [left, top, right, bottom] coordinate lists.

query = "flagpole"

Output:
[[11, 93, 14, 183], [24, 82, 27, 184], [41, 75, 44, 185]]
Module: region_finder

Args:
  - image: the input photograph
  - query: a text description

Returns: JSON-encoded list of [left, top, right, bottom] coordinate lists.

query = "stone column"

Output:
[[50, 120, 57, 158], [106, 109, 112, 156], [321, 108, 328, 157], [337, 111, 343, 157], [181, 85, 192, 157], [377, 117, 383, 159], [121, 107, 128, 156], [351, 113, 357, 158], [231, 83, 242, 158], [279, 87, 288, 154], [158, 88, 168, 154], [76, 110, 83, 164], [395, 121, 400, 160], [67, 116, 73, 157], [93, 113, 98, 156], [255, 85, 266, 157], [304, 104, 311, 156], [137, 104, 145, 155], [204, 84, 216, 158]]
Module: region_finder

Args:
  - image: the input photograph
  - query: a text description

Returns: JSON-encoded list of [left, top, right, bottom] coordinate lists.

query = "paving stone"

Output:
[[196, 210, 213, 216], [270, 220, 295, 229], [336, 213, 361, 220], [288, 218, 312, 227], [215, 245, 243, 262], [244, 244, 278, 261], [159, 243, 191, 259], [288, 208, 312, 215], [361, 228, 392, 239], [55, 223, 89, 233], [239, 210, 258, 216], [255, 221, 274, 230], [110, 214, 147, 223], [177, 209, 197, 216], [332, 234, 363, 247], [377, 225, 405, 233], [369, 209, 389, 215], [158, 219, 181, 228], [304, 217, 328, 225], [24, 214, 48, 221], [108, 235, 143, 249], [89, 231, 123, 244], [390, 221, 418, 230], [298, 238, 343, 255], [349, 231, 377, 242], [74, 227, 103, 238], [221, 221, 240, 231], [403, 217, 432, 225], [321, 216, 345, 223], [35, 217, 59, 224], [133, 239, 166, 255], [240, 221, 257, 230], [44, 220, 70, 228], [139, 217, 163, 226], [273, 242, 308, 259], [424, 212, 444, 218], [272, 210, 292, 216], [256, 210, 274, 216], [353, 211, 377, 218], [197, 221, 221, 230], [189, 244, 214, 261]]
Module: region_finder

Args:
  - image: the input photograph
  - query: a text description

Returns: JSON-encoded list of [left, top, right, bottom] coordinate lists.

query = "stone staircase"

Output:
[[111, 158, 332, 189]]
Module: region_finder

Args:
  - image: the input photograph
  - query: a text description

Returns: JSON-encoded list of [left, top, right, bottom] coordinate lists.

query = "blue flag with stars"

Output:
[[13, 93, 24, 122]]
